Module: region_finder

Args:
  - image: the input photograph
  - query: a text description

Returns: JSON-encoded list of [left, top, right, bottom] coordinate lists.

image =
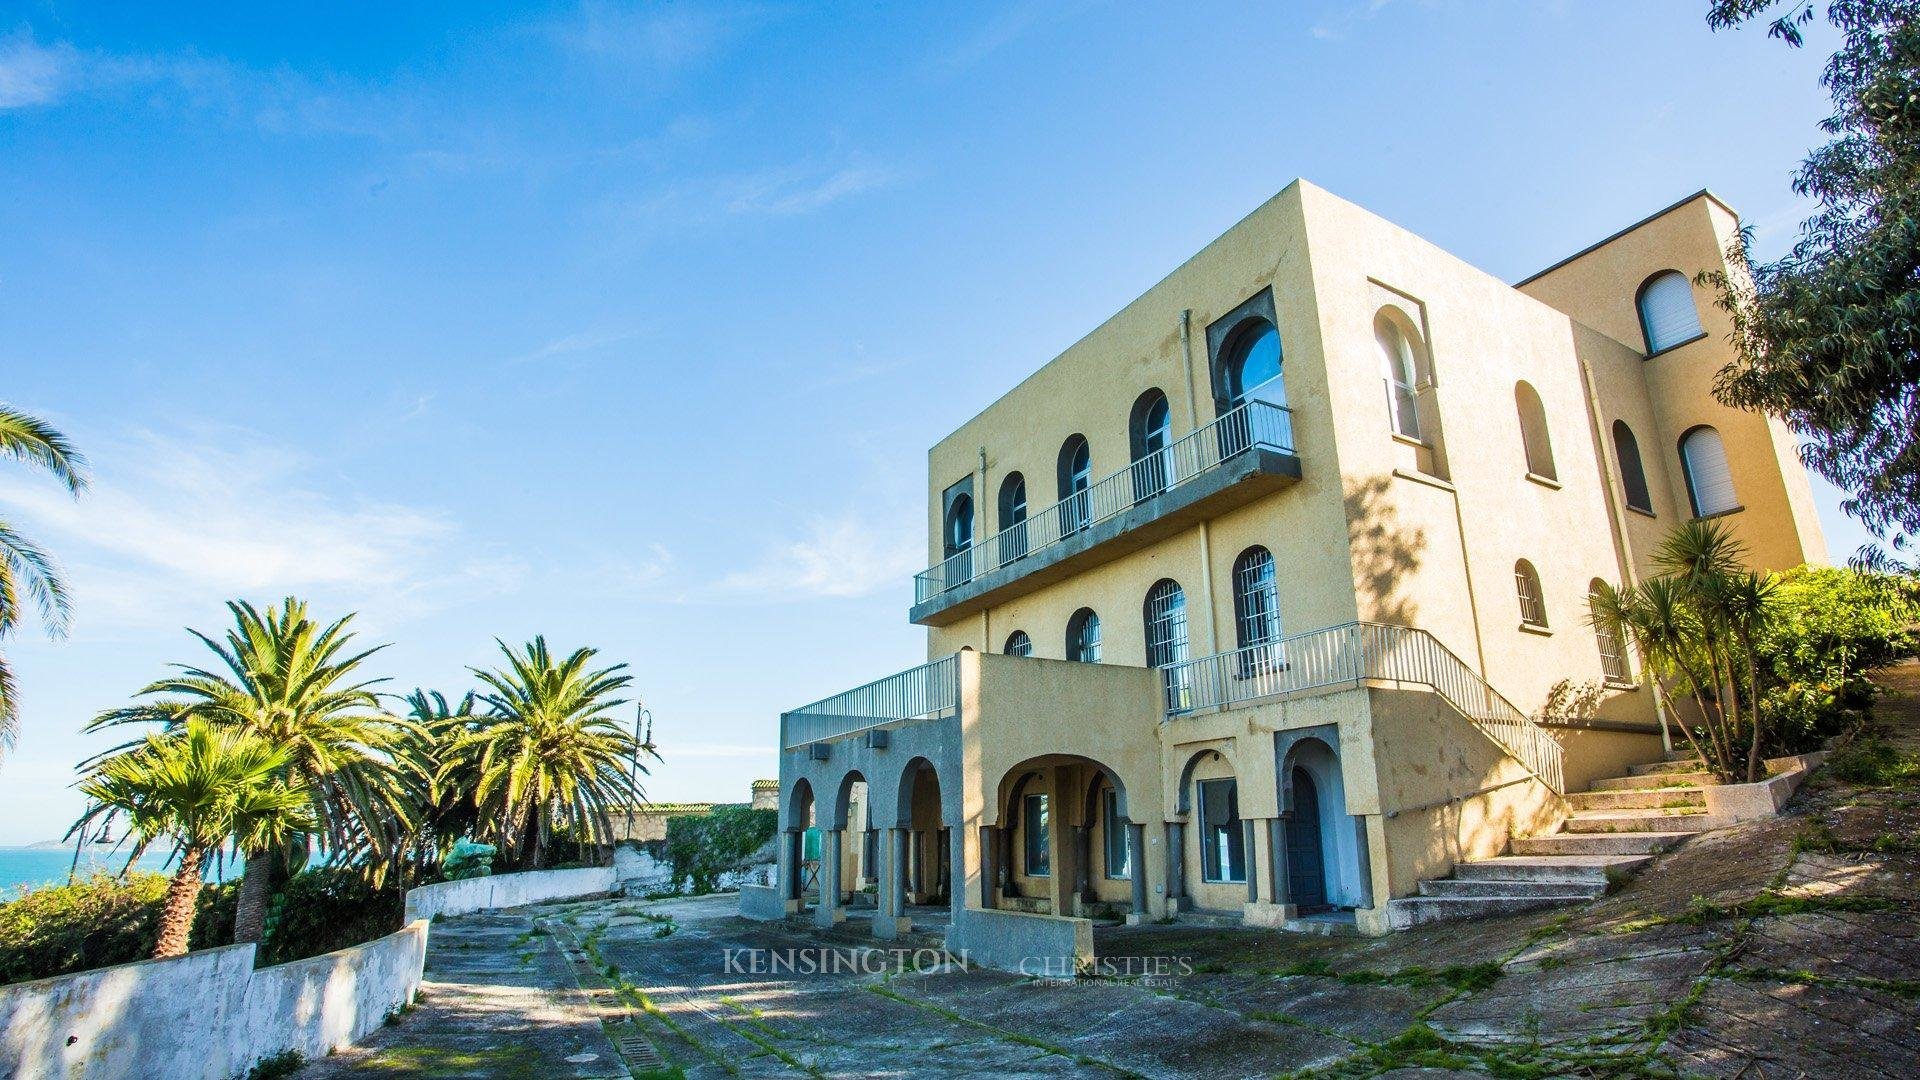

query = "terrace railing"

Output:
[[915, 399, 1295, 604], [780, 655, 960, 749], [1163, 622, 1564, 793]]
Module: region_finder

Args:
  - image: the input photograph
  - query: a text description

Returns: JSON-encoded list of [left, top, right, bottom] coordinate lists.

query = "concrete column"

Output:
[[815, 828, 845, 927], [1073, 825, 1093, 907], [908, 829, 923, 900], [892, 828, 910, 916], [872, 826, 912, 938], [1243, 819, 1260, 904], [1165, 822, 1187, 912], [1127, 821, 1148, 923], [939, 828, 953, 899], [1268, 816, 1290, 909], [1353, 816, 1376, 909], [978, 825, 997, 908], [998, 826, 1015, 895], [785, 829, 805, 904]]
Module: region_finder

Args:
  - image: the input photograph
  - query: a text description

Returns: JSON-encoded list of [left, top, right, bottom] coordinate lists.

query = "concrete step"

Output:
[[1591, 771, 1717, 792], [1454, 854, 1652, 883], [1629, 758, 1707, 776], [1567, 787, 1707, 811], [1565, 809, 1713, 834], [1418, 877, 1607, 899], [1512, 831, 1697, 857], [1387, 893, 1594, 930]]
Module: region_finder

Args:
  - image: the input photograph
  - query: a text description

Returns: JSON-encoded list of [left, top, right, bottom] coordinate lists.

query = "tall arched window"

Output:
[[1611, 420, 1653, 514], [1057, 435, 1092, 532], [1514, 560, 1548, 628], [1144, 579, 1190, 709], [997, 472, 1029, 563], [1637, 271, 1705, 354], [1223, 320, 1285, 409], [943, 494, 973, 584], [1066, 608, 1102, 663], [1588, 579, 1629, 684], [1232, 546, 1282, 676], [1004, 630, 1032, 658], [1129, 389, 1174, 500], [1514, 381, 1557, 481], [1375, 316, 1422, 440], [1679, 426, 1738, 517]]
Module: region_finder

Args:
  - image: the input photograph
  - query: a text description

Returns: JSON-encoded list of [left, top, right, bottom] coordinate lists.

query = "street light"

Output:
[[631, 699, 655, 792]]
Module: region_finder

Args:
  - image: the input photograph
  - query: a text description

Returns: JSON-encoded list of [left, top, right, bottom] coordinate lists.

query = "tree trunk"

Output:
[[1744, 648, 1766, 783], [232, 847, 276, 946], [529, 807, 546, 870], [154, 846, 205, 959]]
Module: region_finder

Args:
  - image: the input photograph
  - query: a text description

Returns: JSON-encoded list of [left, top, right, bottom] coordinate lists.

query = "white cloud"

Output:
[[0, 32, 74, 108], [550, 1, 768, 71], [724, 164, 900, 216], [507, 326, 646, 366], [0, 426, 522, 635], [717, 513, 920, 600]]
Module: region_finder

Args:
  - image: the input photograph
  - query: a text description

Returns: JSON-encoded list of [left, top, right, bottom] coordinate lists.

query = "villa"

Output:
[[744, 181, 1826, 960]]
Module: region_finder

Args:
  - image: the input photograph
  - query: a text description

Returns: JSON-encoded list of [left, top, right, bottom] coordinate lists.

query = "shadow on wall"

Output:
[[1344, 475, 1426, 627]]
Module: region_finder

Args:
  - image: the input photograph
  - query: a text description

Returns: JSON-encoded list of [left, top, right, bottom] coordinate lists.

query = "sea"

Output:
[[0, 847, 237, 896]]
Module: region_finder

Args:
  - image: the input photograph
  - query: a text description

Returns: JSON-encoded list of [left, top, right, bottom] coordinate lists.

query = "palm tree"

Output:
[[458, 637, 646, 868], [88, 598, 417, 945], [394, 688, 482, 876], [0, 403, 88, 760], [71, 719, 314, 958]]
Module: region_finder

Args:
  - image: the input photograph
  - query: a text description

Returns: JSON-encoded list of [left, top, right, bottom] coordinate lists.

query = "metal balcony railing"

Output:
[[780, 655, 960, 749], [1163, 622, 1565, 794], [915, 400, 1296, 604]]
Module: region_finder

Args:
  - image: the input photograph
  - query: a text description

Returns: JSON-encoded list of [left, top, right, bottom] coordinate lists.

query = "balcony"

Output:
[[781, 655, 959, 749], [911, 400, 1301, 626]]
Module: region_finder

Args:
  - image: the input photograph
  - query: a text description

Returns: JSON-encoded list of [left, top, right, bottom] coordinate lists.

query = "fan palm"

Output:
[[0, 403, 88, 760], [71, 719, 315, 958], [88, 598, 417, 945], [458, 637, 645, 868]]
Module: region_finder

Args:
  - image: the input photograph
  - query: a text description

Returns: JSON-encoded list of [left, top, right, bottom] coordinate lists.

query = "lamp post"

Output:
[[631, 700, 655, 791]]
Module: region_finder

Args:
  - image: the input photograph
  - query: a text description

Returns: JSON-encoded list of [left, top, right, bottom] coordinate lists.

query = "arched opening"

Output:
[[1285, 767, 1327, 910], [1589, 579, 1630, 684], [1003, 629, 1032, 657], [1515, 559, 1548, 629], [996, 472, 1029, 564], [1612, 420, 1653, 514], [1231, 546, 1282, 676], [1514, 381, 1556, 481], [893, 757, 950, 910], [1278, 735, 1366, 911], [1057, 434, 1092, 533], [1129, 388, 1175, 500], [1679, 426, 1738, 517], [1374, 312, 1424, 440], [942, 494, 973, 584], [783, 778, 818, 910], [1221, 319, 1285, 410], [987, 754, 1141, 921], [1143, 579, 1190, 710], [831, 770, 871, 910], [1066, 607, 1102, 663], [1637, 270, 1704, 355]]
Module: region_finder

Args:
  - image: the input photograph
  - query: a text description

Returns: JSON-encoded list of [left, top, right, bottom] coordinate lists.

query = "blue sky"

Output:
[[0, 1, 1865, 843]]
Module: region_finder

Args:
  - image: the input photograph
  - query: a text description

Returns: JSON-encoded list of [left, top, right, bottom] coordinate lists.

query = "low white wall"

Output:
[[737, 884, 790, 922], [944, 907, 1093, 977], [0, 923, 426, 1080], [402, 866, 616, 922]]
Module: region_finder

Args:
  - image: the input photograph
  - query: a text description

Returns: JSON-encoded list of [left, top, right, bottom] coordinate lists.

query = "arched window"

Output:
[[1231, 546, 1281, 674], [1612, 420, 1653, 514], [1222, 320, 1285, 409], [997, 472, 1029, 563], [1637, 271, 1704, 354], [1144, 579, 1190, 709], [943, 494, 972, 559], [1514, 560, 1548, 628], [1679, 426, 1738, 517], [1514, 381, 1556, 481], [1057, 435, 1092, 532], [1004, 630, 1032, 658], [1375, 316, 1422, 440], [1129, 389, 1174, 499], [1066, 608, 1102, 663], [1589, 579, 1629, 684]]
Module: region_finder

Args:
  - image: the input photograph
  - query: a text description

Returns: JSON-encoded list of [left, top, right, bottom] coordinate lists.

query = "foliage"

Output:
[[255, 865, 403, 966], [664, 806, 777, 893], [1702, 0, 1920, 566], [1759, 565, 1920, 743], [70, 719, 314, 957], [0, 872, 235, 984], [393, 688, 481, 876], [450, 636, 651, 868], [0, 402, 87, 759], [442, 839, 496, 881], [1535, 679, 1606, 724], [243, 1050, 306, 1080], [1827, 738, 1920, 784]]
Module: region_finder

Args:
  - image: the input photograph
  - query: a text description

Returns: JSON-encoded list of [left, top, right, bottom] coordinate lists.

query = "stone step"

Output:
[[1567, 787, 1707, 811], [1512, 831, 1697, 857], [1386, 893, 1594, 930], [1418, 877, 1607, 899], [1454, 854, 1652, 882], [1591, 771, 1717, 791], [1629, 758, 1708, 776], [1564, 810, 1713, 834]]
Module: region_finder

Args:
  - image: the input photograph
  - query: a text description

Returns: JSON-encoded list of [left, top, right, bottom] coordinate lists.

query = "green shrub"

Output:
[[1760, 566, 1920, 751], [664, 806, 777, 893], [257, 866, 403, 966], [0, 871, 236, 984]]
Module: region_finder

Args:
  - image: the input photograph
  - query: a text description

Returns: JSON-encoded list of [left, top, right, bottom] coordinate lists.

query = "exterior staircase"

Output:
[[1388, 756, 1715, 929]]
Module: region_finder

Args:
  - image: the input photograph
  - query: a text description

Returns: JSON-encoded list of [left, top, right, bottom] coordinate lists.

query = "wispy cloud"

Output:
[[506, 326, 647, 366], [1312, 0, 1396, 41], [548, 1, 771, 73], [724, 164, 900, 216], [717, 513, 919, 600], [0, 32, 74, 108], [0, 426, 523, 635]]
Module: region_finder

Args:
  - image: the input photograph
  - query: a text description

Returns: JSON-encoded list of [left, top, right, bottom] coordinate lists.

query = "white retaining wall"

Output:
[[402, 866, 617, 922]]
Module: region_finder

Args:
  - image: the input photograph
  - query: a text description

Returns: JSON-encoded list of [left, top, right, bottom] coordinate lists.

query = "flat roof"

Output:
[[1514, 189, 1738, 287]]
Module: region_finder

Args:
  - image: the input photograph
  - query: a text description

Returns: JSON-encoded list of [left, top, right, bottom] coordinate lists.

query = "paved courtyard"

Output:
[[313, 666, 1920, 1079]]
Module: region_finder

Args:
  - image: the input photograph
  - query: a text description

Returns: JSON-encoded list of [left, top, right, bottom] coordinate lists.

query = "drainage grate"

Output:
[[615, 1032, 664, 1068]]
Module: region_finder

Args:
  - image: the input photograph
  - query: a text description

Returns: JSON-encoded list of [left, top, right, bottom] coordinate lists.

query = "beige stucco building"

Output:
[[753, 181, 1825, 957]]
